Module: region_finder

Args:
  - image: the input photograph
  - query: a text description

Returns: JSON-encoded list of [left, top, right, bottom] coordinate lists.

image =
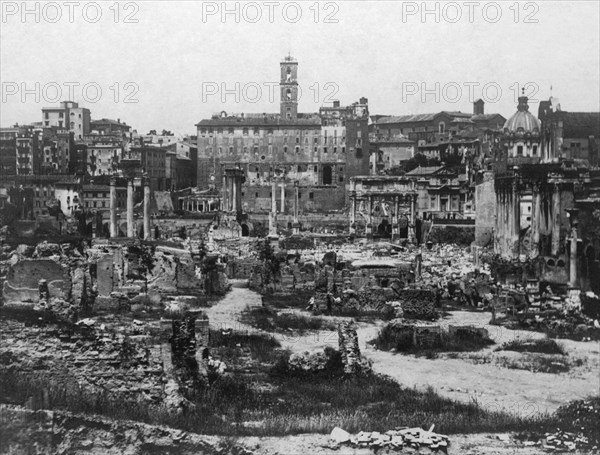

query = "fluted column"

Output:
[[126, 178, 134, 238], [531, 182, 541, 257], [551, 184, 561, 255], [280, 181, 285, 213], [511, 181, 520, 259], [568, 209, 579, 288], [221, 173, 228, 211], [109, 176, 117, 237], [409, 194, 417, 243], [293, 181, 300, 235], [271, 179, 277, 213], [143, 177, 151, 240]]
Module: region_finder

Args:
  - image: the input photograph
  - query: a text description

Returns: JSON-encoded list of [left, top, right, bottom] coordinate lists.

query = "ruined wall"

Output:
[[475, 173, 496, 246], [3, 259, 71, 305], [396, 289, 438, 320]]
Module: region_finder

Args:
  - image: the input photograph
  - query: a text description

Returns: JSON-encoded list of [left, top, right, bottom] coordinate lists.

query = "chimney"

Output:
[[473, 99, 484, 116], [333, 100, 340, 108], [117, 118, 120, 123]]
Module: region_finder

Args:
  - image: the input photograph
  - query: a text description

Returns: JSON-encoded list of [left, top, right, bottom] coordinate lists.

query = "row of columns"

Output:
[[495, 181, 521, 259], [109, 176, 152, 240], [182, 199, 219, 212], [349, 192, 417, 241], [221, 169, 243, 212], [495, 181, 563, 259]]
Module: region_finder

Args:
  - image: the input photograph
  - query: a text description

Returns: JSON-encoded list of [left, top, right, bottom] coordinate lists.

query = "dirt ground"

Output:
[[207, 281, 600, 420]]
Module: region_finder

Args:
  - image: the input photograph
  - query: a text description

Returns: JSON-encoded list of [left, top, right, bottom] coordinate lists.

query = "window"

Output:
[[296, 137, 300, 144], [243, 128, 249, 136], [309, 192, 314, 200], [323, 147, 328, 154], [229, 146, 233, 154], [295, 146, 300, 154], [517, 145, 523, 156], [298, 192, 302, 199], [255, 192, 259, 198], [532, 145, 538, 155], [283, 146, 288, 154]]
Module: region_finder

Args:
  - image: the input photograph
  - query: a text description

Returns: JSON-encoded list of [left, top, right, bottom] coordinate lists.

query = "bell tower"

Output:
[[280, 54, 298, 119]]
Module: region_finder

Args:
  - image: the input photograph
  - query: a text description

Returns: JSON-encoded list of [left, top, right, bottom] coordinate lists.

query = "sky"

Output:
[[1, 0, 599, 135]]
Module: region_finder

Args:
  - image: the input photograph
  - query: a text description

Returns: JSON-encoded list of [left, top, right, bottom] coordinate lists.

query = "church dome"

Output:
[[503, 95, 541, 135]]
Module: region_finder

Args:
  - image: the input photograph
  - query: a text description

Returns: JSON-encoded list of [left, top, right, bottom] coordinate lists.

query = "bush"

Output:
[[497, 338, 566, 355]]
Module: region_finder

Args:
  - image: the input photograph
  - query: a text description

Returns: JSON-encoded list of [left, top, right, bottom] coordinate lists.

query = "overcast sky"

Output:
[[1, 1, 599, 134]]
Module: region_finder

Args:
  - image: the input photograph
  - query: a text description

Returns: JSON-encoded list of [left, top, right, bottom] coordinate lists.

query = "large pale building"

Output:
[[195, 56, 370, 214], [42, 101, 90, 140]]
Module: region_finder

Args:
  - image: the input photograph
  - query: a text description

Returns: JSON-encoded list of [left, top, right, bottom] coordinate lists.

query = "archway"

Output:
[[377, 219, 392, 237], [322, 165, 332, 185], [241, 223, 249, 237], [399, 216, 409, 238]]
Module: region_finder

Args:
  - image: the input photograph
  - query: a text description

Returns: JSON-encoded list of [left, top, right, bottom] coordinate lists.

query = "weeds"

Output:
[[497, 338, 567, 355], [241, 307, 337, 334], [371, 324, 494, 354]]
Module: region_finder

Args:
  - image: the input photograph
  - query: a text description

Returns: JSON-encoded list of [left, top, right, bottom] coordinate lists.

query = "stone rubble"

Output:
[[329, 425, 450, 452]]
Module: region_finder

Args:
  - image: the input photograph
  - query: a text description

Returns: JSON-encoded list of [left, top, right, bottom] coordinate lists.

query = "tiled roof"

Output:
[[562, 112, 600, 138], [196, 113, 321, 127], [405, 165, 445, 176], [375, 111, 471, 125]]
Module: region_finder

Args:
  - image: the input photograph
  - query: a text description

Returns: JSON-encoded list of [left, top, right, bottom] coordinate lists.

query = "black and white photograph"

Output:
[[1, 1, 599, 453]]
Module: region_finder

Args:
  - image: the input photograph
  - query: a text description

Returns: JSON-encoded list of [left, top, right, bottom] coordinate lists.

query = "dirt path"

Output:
[[207, 284, 600, 418]]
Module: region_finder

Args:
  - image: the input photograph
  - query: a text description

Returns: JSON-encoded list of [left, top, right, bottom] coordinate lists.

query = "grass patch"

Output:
[[497, 338, 566, 355], [209, 329, 282, 364], [241, 306, 337, 334], [461, 352, 584, 374], [262, 291, 313, 309], [0, 366, 555, 437], [370, 324, 494, 355]]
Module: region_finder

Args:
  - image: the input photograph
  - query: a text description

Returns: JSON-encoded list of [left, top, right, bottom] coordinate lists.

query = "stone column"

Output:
[[391, 196, 399, 240], [366, 195, 373, 236], [127, 178, 134, 238], [232, 174, 237, 212], [494, 191, 499, 255], [409, 193, 417, 243], [349, 192, 356, 235], [143, 177, 151, 240], [109, 176, 117, 238], [293, 181, 300, 234], [271, 179, 277, 214], [567, 209, 579, 288], [551, 184, 561, 256], [531, 183, 541, 257], [511, 181, 520, 259], [280, 181, 285, 213], [221, 174, 228, 212], [269, 178, 278, 237]]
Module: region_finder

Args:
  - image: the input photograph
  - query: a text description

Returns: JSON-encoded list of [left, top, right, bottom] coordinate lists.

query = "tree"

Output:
[[257, 239, 280, 291]]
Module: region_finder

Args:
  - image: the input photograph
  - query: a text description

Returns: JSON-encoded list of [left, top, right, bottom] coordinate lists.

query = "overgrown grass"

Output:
[[0, 366, 555, 437], [241, 306, 337, 334], [497, 338, 567, 355], [209, 329, 282, 364], [371, 324, 494, 355], [262, 291, 313, 309], [460, 352, 584, 374]]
